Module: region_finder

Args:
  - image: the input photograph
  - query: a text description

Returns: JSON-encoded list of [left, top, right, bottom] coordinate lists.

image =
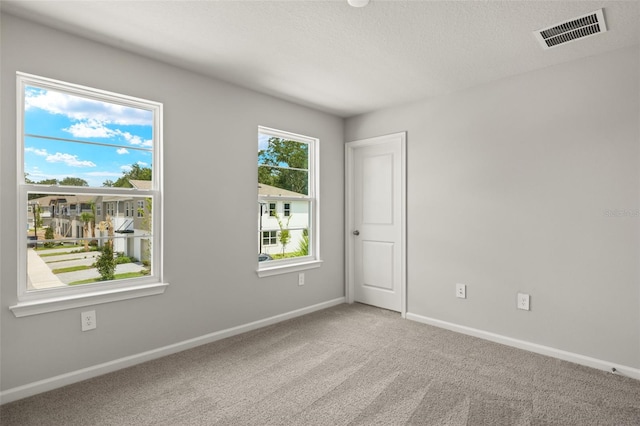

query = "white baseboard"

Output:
[[0, 297, 346, 405], [406, 312, 640, 381]]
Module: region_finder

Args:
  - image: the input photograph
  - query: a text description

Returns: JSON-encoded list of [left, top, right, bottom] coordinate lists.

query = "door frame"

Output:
[[345, 132, 407, 317]]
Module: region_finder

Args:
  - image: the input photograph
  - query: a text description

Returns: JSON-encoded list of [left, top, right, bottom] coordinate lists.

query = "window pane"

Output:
[[24, 85, 153, 189], [258, 135, 308, 196], [258, 199, 310, 260], [26, 193, 152, 289]]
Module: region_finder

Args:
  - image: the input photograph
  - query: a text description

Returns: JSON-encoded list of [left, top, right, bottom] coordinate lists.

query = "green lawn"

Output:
[[46, 257, 88, 264], [38, 248, 98, 257], [69, 271, 147, 285], [271, 252, 304, 260], [52, 265, 94, 274]]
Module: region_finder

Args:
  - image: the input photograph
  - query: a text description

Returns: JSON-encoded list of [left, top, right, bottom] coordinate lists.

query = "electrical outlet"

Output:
[[298, 273, 305, 286], [456, 283, 466, 299], [81, 310, 97, 331], [517, 293, 530, 311]]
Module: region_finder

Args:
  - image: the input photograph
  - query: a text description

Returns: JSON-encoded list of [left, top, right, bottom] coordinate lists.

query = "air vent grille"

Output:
[[535, 9, 607, 50]]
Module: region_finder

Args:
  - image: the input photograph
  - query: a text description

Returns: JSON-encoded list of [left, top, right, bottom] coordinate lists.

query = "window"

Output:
[[257, 126, 320, 276], [262, 231, 278, 246], [137, 200, 145, 218], [12, 72, 166, 317]]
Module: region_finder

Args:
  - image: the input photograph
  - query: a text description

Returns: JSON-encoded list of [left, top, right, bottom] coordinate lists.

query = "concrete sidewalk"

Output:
[[27, 248, 65, 290]]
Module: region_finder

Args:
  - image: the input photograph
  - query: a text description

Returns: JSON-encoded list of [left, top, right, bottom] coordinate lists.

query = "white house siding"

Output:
[[259, 200, 309, 256]]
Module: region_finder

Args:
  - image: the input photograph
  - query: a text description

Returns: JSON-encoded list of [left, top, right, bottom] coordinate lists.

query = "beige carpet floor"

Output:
[[1, 303, 639, 425]]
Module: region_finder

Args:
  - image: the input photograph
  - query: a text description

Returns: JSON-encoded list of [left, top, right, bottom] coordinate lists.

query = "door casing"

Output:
[[345, 132, 407, 317]]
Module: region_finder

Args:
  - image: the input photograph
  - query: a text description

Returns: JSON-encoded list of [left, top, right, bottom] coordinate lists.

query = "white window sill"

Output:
[[9, 282, 169, 317], [257, 259, 322, 278]]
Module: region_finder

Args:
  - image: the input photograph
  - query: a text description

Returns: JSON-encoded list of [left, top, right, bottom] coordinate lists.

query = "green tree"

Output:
[[258, 138, 308, 194], [95, 243, 115, 281], [90, 202, 97, 240], [274, 212, 292, 256], [59, 177, 89, 187], [80, 212, 94, 252], [113, 164, 152, 188], [102, 179, 115, 187], [37, 178, 59, 185], [30, 203, 42, 244]]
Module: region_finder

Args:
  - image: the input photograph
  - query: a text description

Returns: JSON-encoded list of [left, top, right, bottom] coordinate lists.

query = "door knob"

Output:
[[353, 230, 360, 236]]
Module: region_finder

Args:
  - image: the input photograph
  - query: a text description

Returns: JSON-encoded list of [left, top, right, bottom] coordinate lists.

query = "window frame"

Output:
[[257, 126, 321, 277], [11, 72, 168, 317]]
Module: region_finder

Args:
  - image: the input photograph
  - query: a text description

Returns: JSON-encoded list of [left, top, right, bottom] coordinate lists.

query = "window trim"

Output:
[[11, 72, 167, 317], [257, 126, 321, 277]]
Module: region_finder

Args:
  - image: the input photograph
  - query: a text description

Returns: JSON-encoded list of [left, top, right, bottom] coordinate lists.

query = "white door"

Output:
[[346, 132, 406, 314]]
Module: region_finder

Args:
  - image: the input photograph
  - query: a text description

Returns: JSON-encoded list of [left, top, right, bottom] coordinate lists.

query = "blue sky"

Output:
[[23, 86, 153, 187], [258, 132, 270, 152]]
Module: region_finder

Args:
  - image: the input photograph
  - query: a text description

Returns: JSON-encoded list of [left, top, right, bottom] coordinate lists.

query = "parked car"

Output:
[[258, 253, 272, 262]]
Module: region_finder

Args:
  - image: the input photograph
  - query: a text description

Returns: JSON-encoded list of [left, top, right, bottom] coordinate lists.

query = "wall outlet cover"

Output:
[[81, 310, 97, 331], [456, 283, 466, 299], [517, 293, 530, 311]]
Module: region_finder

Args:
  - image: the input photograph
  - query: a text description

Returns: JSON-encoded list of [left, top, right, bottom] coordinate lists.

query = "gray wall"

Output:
[[0, 14, 344, 391], [346, 46, 640, 368]]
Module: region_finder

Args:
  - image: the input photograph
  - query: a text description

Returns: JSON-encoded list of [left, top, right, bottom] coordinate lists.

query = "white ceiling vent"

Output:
[[534, 9, 607, 50]]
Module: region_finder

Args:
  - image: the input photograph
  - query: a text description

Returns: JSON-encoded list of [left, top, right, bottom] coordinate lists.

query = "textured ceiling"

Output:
[[2, 1, 639, 117]]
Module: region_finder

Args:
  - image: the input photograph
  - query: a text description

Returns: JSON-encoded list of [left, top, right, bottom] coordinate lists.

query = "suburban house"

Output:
[[258, 183, 309, 258], [26, 178, 151, 263], [1, 1, 639, 422]]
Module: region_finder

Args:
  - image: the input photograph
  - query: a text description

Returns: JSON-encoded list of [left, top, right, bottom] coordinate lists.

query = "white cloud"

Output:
[[136, 161, 149, 167], [117, 148, 130, 155], [46, 152, 96, 168], [62, 119, 153, 148], [25, 147, 48, 156], [64, 119, 115, 138], [25, 87, 152, 126], [120, 164, 132, 172], [118, 131, 153, 147]]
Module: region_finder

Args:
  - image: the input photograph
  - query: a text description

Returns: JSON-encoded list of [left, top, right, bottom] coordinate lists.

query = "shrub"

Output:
[[294, 228, 309, 256], [43, 227, 54, 248], [114, 253, 137, 264], [94, 243, 116, 281]]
